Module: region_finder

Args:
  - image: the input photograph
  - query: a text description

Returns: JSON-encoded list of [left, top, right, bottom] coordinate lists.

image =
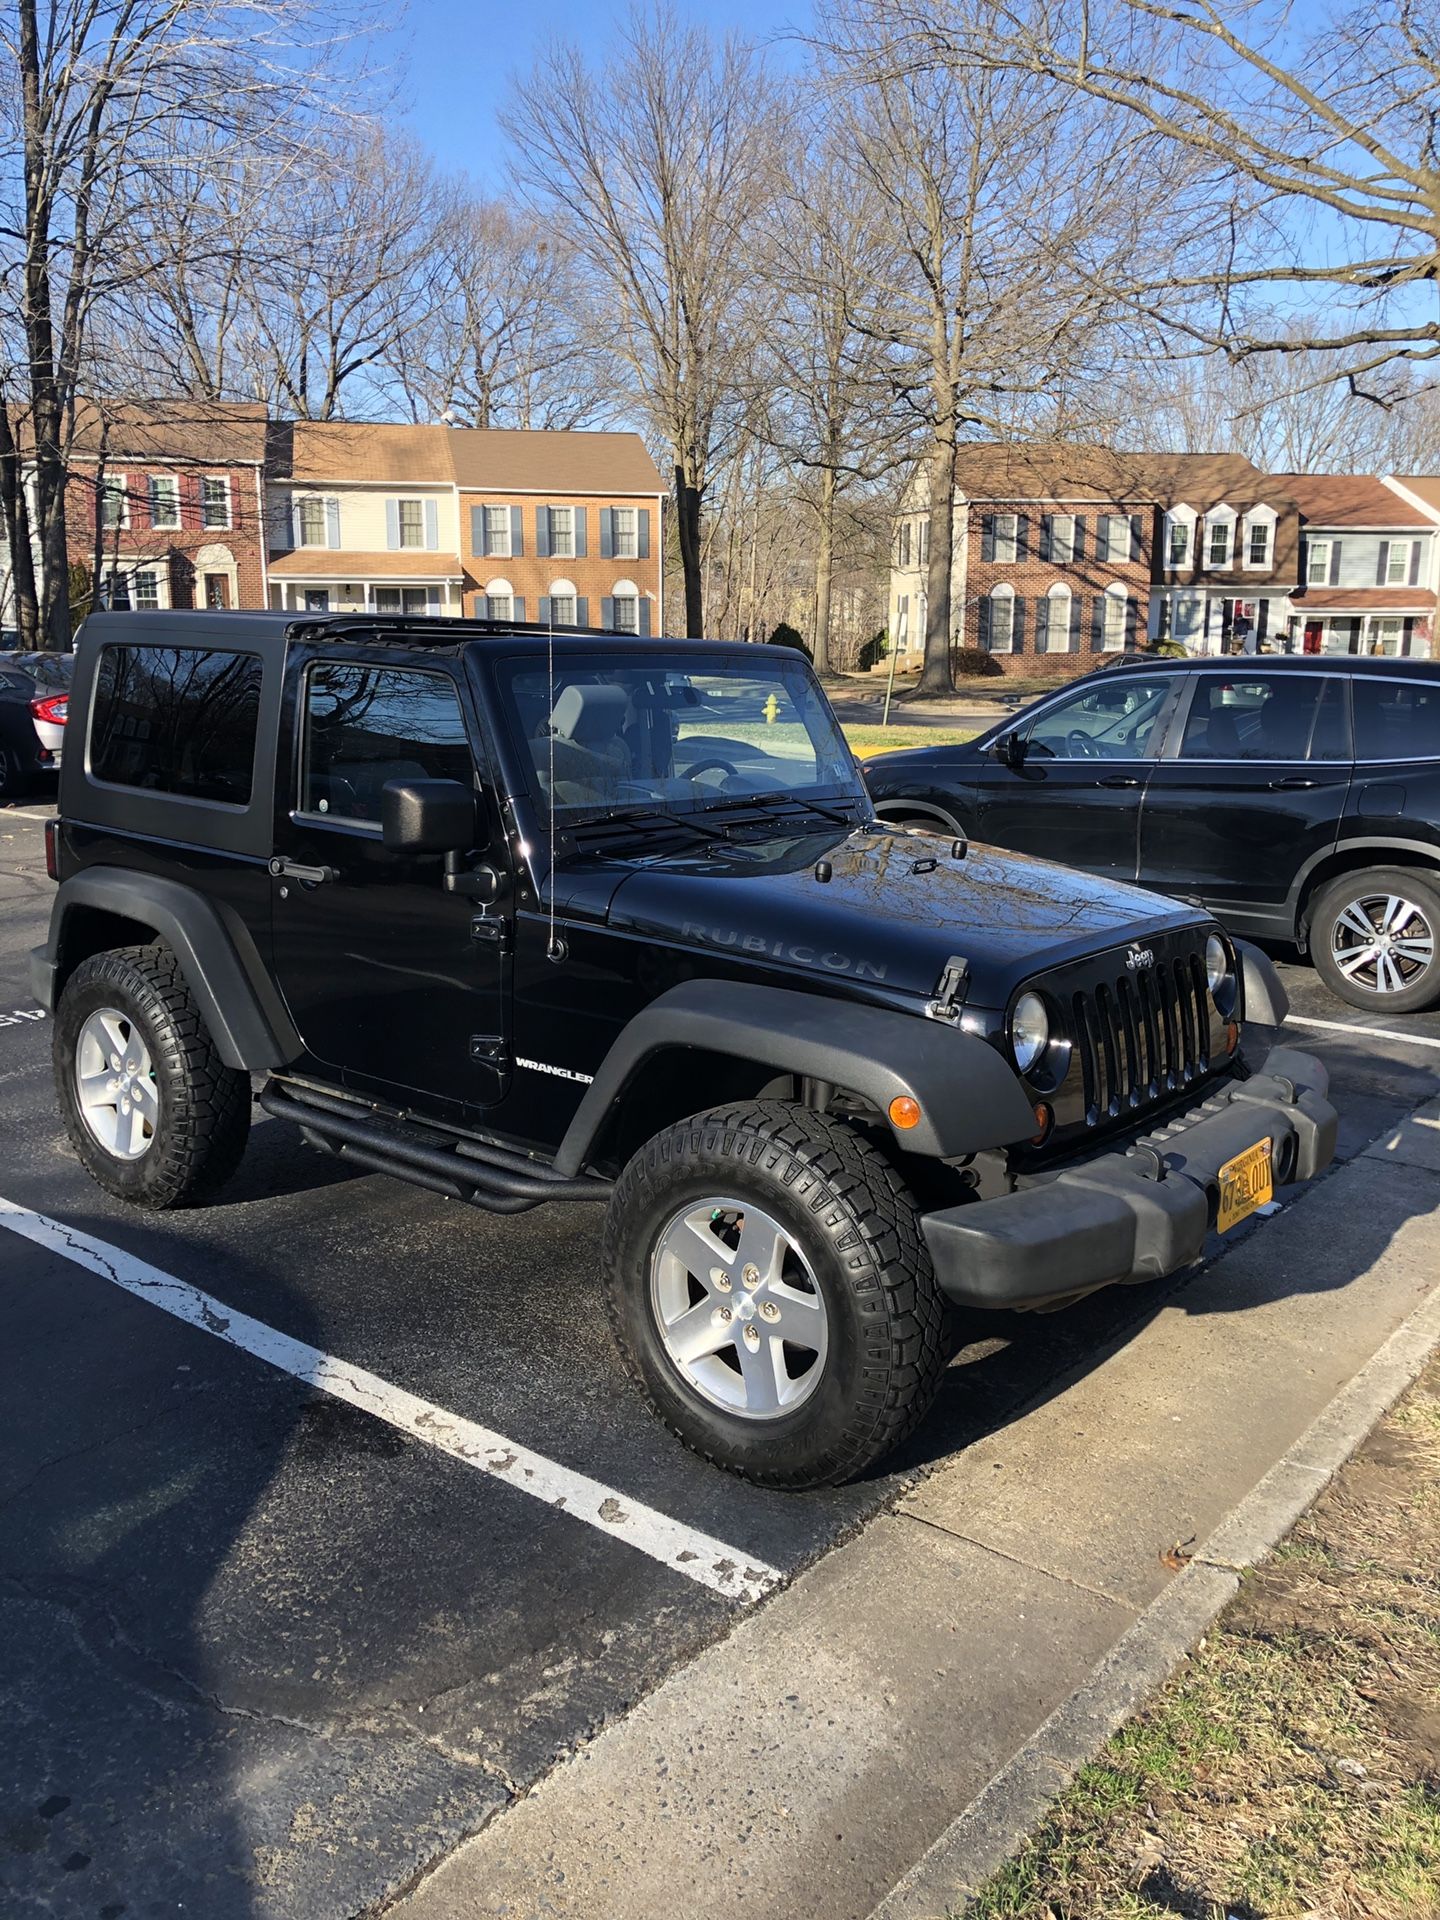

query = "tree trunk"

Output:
[[812, 463, 836, 677], [674, 464, 704, 637], [918, 437, 956, 695], [0, 400, 41, 645]]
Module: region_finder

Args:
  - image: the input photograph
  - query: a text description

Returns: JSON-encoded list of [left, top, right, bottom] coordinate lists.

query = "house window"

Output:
[[1247, 521, 1271, 566], [1167, 516, 1191, 567], [148, 477, 179, 529], [484, 505, 511, 557], [611, 594, 639, 633], [100, 476, 128, 530], [484, 577, 514, 622], [1306, 540, 1331, 584], [899, 521, 911, 567], [1104, 514, 1131, 561], [133, 570, 159, 609], [201, 477, 230, 530], [918, 517, 930, 566], [550, 593, 577, 626], [550, 506, 575, 559], [993, 514, 1018, 564], [611, 506, 638, 559], [1049, 514, 1075, 564], [1387, 541, 1412, 584], [103, 569, 129, 609], [298, 498, 327, 546], [1103, 585, 1128, 650], [397, 499, 425, 548], [1042, 582, 1071, 652], [986, 584, 1015, 652], [1206, 518, 1233, 567]]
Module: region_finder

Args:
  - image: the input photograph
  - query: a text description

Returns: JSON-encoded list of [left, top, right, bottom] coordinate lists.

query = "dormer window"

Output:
[[1165, 506, 1196, 569], [1242, 504, 1277, 570], [1204, 506, 1236, 568]]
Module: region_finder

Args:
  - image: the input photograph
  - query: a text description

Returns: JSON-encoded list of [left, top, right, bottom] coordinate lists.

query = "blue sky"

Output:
[[384, 0, 813, 189]]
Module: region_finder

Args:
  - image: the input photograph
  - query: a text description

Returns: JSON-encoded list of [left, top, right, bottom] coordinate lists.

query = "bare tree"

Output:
[[505, 3, 779, 636]]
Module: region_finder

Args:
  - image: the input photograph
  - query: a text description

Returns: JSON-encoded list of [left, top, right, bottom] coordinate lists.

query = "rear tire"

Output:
[[602, 1100, 949, 1489], [54, 945, 251, 1208], [1311, 868, 1440, 1014]]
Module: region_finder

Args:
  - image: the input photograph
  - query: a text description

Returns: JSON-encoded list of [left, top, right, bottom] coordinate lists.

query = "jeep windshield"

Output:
[[494, 651, 865, 829]]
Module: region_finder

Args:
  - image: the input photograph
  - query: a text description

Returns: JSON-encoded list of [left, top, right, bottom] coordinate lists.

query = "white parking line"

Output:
[[1285, 1012, 1440, 1053], [0, 1198, 782, 1607], [0, 808, 56, 823]]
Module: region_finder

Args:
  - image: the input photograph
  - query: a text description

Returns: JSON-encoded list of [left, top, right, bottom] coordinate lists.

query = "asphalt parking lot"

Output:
[[2, 794, 1438, 1920]]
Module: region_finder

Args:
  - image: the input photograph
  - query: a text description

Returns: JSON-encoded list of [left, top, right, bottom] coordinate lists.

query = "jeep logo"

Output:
[[1125, 945, 1155, 971]]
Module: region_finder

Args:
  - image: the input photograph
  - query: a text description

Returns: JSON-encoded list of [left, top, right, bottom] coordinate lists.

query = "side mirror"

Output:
[[381, 778, 476, 855], [989, 732, 1025, 769]]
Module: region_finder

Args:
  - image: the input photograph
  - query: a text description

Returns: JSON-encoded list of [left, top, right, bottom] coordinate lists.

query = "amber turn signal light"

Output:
[[888, 1095, 922, 1130], [1225, 1021, 1240, 1053], [1030, 1102, 1053, 1144]]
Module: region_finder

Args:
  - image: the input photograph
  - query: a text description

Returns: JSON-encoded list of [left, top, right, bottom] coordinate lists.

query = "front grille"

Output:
[[1070, 951, 1211, 1125]]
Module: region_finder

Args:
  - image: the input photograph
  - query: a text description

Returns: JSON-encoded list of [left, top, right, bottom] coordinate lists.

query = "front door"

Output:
[[1137, 670, 1351, 936], [973, 673, 1180, 884], [204, 572, 231, 609], [268, 654, 509, 1112]]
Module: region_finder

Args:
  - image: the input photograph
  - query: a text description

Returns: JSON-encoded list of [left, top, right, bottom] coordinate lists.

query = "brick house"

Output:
[[66, 399, 269, 614], [454, 430, 666, 633]]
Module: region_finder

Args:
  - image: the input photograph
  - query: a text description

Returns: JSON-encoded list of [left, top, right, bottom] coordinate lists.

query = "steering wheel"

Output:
[[1067, 729, 1103, 759], [685, 755, 741, 780]]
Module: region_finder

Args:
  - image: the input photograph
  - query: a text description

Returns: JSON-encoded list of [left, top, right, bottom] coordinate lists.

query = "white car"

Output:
[[0, 650, 72, 773]]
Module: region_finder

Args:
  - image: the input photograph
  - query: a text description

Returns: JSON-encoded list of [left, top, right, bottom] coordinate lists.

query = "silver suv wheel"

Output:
[[649, 1194, 829, 1419], [1328, 890, 1436, 997], [75, 1006, 158, 1160]]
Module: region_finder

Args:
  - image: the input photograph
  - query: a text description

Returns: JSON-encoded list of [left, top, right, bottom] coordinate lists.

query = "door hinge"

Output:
[[469, 1034, 507, 1063], [926, 953, 970, 1023], [470, 914, 511, 949]]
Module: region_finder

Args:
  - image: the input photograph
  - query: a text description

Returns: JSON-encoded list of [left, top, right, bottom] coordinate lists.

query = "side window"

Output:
[[1022, 676, 1172, 759], [301, 664, 474, 825], [1177, 675, 1328, 762], [1353, 680, 1440, 763], [91, 645, 263, 804]]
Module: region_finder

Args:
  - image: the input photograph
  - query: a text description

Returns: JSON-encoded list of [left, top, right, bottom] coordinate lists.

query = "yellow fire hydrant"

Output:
[[763, 691, 779, 725]]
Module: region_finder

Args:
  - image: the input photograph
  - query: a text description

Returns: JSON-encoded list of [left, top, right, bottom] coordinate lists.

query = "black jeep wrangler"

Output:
[[32, 612, 1338, 1489]]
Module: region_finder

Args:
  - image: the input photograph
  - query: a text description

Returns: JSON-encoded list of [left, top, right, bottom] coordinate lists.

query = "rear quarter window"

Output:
[[1353, 680, 1440, 762], [90, 644, 264, 805]]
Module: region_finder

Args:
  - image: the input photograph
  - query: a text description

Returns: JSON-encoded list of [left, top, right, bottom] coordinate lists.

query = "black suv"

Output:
[[31, 613, 1336, 1488], [865, 656, 1440, 1013]]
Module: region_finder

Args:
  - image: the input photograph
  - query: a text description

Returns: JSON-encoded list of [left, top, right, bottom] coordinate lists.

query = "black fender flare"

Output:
[[32, 869, 300, 1071], [553, 978, 1038, 1176], [1235, 939, 1289, 1027]]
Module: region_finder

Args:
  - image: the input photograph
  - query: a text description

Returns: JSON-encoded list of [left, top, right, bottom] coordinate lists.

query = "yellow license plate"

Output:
[[1217, 1138, 1274, 1233]]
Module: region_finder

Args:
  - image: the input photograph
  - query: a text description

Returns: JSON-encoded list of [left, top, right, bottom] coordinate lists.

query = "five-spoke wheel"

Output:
[[1313, 868, 1440, 1013], [74, 1006, 159, 1159]]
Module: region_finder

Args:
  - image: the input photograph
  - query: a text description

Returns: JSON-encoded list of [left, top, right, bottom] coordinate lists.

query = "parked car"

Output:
[[864, 655, 1440, 1013], [31, 611, 1334, 1489], [0, 650, 72, 796]]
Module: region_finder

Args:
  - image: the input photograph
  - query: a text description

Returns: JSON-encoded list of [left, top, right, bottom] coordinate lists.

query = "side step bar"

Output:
[[259, 1081, 612, 1216]]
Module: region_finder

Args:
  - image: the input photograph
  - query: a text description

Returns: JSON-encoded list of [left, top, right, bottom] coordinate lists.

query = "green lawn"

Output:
[[843, 724, 979, 757]]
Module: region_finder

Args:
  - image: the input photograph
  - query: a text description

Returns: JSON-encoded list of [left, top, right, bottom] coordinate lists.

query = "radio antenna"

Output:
[[546, 601, 562, 962]]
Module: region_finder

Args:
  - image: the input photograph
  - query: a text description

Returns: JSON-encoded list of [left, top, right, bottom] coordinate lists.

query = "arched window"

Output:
[[1103, 582, 1129, 651], [484, 576, 514, 621], [545, 577, 579, 627], [609, 577, 642, 633], [1041, 581, 1071, 653], [984, 582, 1015, 653]]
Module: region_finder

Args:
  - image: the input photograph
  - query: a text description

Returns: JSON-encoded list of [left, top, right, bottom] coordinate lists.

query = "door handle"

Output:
[[1267, 776, 1318, 790], [269, 856, 335, 884], [1099, 775, 1142, 789]]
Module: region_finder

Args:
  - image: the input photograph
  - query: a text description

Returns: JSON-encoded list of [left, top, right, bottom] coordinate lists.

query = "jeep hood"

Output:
[[601, 828, 1210, 1009]]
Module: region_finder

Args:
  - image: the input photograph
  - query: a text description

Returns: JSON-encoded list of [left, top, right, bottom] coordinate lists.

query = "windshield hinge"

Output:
[[926, 954, 970, 1023]]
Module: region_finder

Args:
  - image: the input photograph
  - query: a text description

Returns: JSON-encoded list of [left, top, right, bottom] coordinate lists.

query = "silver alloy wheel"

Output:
[[649, 1195, 829, 1419], [75, 1006, 159, 1160], [1330, 892, 1437, 996]]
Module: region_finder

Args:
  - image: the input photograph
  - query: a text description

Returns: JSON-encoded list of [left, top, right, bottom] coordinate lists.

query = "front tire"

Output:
[[1311, 868, 1440, 1013], [54, 945, 251, 1208], [602, 1101, 948, 1489]]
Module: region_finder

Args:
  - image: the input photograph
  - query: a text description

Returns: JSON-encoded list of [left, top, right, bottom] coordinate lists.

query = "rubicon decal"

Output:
[[516, 1057, 595, 1085], [681, 923, 888, 982]]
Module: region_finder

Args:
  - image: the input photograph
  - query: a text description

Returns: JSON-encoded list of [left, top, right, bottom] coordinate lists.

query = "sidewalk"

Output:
[[389, 1101, 1440, 1920]]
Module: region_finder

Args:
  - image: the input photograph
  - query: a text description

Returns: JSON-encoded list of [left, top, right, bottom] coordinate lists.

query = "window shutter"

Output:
[[471, 506, 486, 556], [638, 597, 652, 637], [1095, 517, 1110, 563], [1090, 596, 1106, 651], [976, 596, 991, 650], [290, 501, 304, 548], [1072, 514, 1086, 560], [1124, 596, 1139, 646], [513, 595, 526, 622], [1130, 515, 1142, 562], [1015, 515, 1029, 562], [575, 596, 589, 628], [1012, 595, 1026, 650], [601, 595, 615, 630], [1069, 595, 1083, 651], [600, 508, 614, 559], [573, 506, 587, 557], [538, 595, 552, 626], [536, 506, 551, 558], [1034, 596, 1050, 651], [426, 588, 440, 615], [510, 506, 524, 557], [1410, 541, 1422, 587], [385, 499, 400, 550], [424, 499, 438, 550], [1376, 541, 1390, 586], [980, 515, 995, 563], [1329, 541, 1342, 586], [638, 508, 651, 559], [181, 475, 202, 530], [1039, 515, 1052, 564], [325, 498, 341, 549]]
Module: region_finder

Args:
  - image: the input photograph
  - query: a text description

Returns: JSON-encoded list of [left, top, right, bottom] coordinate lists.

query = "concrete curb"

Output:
[[868, 1279, 1440, 1920]]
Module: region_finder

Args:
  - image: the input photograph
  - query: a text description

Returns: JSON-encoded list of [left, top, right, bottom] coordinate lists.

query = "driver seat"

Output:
[[534, 682, 634, 804]]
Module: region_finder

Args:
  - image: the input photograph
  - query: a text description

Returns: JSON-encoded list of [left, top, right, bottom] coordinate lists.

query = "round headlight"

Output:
[[1206, 932, 1236, 1010], [1011, 991, 1050, 1075]]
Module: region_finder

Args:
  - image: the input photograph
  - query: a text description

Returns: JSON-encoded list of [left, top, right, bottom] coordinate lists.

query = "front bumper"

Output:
[[922, 1047, 1337, 1312]]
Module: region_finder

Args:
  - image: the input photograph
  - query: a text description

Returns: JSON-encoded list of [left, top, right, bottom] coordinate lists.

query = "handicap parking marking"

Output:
[[0, 1006, 46, 1031], [0, 1196, 783, 1607], [1285, 1012, 1440, 1054]]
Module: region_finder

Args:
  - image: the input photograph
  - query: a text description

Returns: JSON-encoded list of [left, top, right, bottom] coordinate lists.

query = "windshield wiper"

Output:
[[567, 805, 732, 845], [701, 793, 862, 831]]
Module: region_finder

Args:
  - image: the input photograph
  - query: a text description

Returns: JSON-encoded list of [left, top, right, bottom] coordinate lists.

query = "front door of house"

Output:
[[204, 572, 231, 609]]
